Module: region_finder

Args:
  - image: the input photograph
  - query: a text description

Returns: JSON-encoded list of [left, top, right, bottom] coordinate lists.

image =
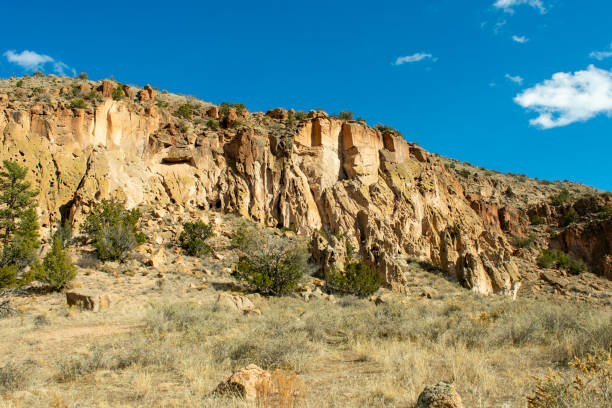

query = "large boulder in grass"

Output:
[[215, 364, 270, 401], [415, 382, 465, 408], [66, 290, 111, 312], [216, 292, 261, 316]]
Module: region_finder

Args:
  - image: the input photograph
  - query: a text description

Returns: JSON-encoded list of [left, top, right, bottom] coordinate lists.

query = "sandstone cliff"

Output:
[[0, 75, 609, 295]]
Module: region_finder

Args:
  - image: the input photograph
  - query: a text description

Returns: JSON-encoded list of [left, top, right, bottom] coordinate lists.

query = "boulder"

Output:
[[146, 248, 167, 269], [66, 290, 111, 312], [222, 108, 238, 128], [415, 382, 465, 408], [265, 107, 289, 120], [139, 85, 155, 102], [215, 364, 271, 401], [216, 292, 260, 315], [206, 106, 219, 119]]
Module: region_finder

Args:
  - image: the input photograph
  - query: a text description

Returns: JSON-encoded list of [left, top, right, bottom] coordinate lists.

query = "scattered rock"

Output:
[[147, 248, 167, 269], [216, 292, 261, 315], [215, 364, 271, 401], [101, 80, 113, 98], [66, 290, 111, 312], [415, 382, 465, 408]]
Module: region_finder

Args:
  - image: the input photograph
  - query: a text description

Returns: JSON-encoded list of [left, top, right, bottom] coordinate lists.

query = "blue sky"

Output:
[[1, 0, 611, 190]]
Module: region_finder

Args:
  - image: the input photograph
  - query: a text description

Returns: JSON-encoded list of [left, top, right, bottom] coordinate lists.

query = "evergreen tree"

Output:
[[0, 160, 40, 287]]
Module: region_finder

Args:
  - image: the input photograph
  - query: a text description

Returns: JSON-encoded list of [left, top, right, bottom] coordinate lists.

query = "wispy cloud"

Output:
[[393, 53, 437, 65], [514, 65, 612, 129], [494, 0, 546, 14], [590, 43, 612, 61], [3, 50, 53, 71], [3, 49, 75, 76], [512, 35, 529, 43], [505, 74, 524, 85]]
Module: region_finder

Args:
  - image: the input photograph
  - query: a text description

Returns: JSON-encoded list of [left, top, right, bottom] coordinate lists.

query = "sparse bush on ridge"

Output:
[[337, 111, 353, 121], [560, 207, 578, 226], [551, 189, 570, 206], [70, 98, 86, 109], [176, 103, 195, 120], [111, 84, 125, 101]]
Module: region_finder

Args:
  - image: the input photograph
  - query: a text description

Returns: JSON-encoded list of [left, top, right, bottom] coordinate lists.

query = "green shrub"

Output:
[[294, 111, 308, 120], [178, 221, 213, 257], [233, 237, 309, 296], [84, 90, 100, 100], [230, 221, 259, 252], [325, 262, 380, 297], [537, 249, 588, 274], [560, 207, 578, 226], [0, 265, 17, 288], [206, 119, 219, 130], [219, 102, 230, 116], [356, 117, 366, 123], [233, 103, 246, 116], [53, 221, 72, 248], [285, 112, 295, 127], [70, 98, 86, 109], [550, 189, 570, 206], [374, 124, 402, 136], [177, 121, 188, 133], [176, 103, 195, 120], [81, 200, 145, 261], [505, 186, 514, 196], [16, 80, 23, 87], [79, 72, 89, 80], [512, 234, 535, 249], [111, 85, 124, 101], [155, 98, 168, 108], [34, 238, 77, 290], [531, 215, 546, 225], [596, 205, 612, 219], [457, 169, 470, 178], [337, 111, 353, 121]]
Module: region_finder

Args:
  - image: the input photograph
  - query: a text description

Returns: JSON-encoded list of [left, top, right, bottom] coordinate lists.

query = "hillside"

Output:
[[0, 74, 610, 407], [0, 74, 610, 298]]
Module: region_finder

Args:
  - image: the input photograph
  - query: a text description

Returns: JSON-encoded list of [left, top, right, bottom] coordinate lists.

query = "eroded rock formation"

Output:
[[0, 76, 609, 295]]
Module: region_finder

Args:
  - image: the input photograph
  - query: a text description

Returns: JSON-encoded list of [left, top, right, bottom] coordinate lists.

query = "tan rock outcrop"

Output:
[[215, 364, 270, 401], [2, 78, 607, 295]]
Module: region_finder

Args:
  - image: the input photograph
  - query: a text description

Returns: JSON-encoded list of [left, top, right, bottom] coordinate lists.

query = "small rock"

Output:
[[215, 364, 271, 402], [66, 290, 111, 312], [415, 382, 465, 408]]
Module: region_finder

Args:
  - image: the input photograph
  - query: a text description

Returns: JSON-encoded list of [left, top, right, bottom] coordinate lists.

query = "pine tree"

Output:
[[34, 238, 77, 290], [0, 160, 40, 286]]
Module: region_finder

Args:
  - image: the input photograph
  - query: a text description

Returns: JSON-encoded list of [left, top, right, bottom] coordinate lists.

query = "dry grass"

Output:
[[1, 286, 609, 407]]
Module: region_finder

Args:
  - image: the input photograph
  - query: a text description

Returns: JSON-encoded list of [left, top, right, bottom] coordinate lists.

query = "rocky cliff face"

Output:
[[0, 76, 609, 296]]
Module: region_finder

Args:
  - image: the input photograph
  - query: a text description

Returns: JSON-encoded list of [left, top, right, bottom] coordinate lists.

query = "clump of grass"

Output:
[[531, 215, 546, 226], [0, 362, 28, 391]]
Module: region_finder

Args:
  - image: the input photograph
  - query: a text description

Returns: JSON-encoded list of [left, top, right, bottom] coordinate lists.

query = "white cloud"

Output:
[[394, 53, 437, 65], [3, 50, 53, 71], [590, 43, 612, 61], [53, 61, 76, 76], [512, 35, 529, 43], [3, 49, 75, 76], [514, 65, 612, 129], [505, 74, 524, 85], [494, 0, 546, 14]]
